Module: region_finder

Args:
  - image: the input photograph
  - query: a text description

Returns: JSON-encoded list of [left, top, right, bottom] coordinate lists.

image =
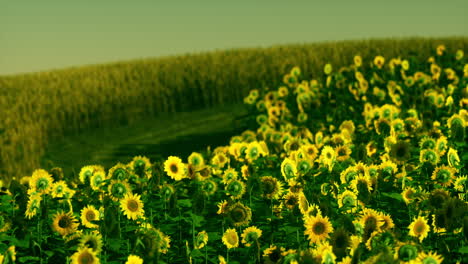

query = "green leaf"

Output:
[[457, 246, 468, 254], [18, 256, 41, 262], [381, 192, 403, 202], [178, 199, 193, 208]]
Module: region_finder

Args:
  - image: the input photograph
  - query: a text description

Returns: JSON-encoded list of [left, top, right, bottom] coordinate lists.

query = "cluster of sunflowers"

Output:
[[1, 44, 467, 263]]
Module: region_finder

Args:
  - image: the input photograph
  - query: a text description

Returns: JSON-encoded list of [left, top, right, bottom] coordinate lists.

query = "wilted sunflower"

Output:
[[80, 205, 100, 229], [164, 156, 186, 181], [120, 193, 145, 220], [52, 211, 79, 237], [241, 226, 262, 247], [260, 176, 284, 200], [30, 169, 54, 194], [304, 214, 334, 244], [79, 232, 103, 254], [125, 255, 143, 264], [71, 247, 100, 264], [222, 228, 239, 249], [194, 231, 209, 249], [225, 202, 252, 227], [408, 216, 430, 242]]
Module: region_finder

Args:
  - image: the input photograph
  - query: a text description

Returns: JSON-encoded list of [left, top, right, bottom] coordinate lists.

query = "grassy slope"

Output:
[[41, 104, 248, 179], [1, 37, 467, 181]]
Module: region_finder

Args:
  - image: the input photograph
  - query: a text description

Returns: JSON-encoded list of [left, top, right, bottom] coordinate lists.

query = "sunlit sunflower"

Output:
[[337, 190, 358, 209], [301, 144, 319, 162], [241, 226, 262, 247], [379, 213, 395, 231], [416, 251, 443, 264], [225, 202, 252, 227], [225, 179, 246, 199], [304, 214, 334, 244], [297, 191, 310, 215], [365, 141, 378, 157], [419, 149, 439, 165], [319, 146, 336, 171], [71, 247, 100, 264], [51, 180, 70, 198], [246, 141, 265, 162], [30, 169, 54, 194], [52, 211, 79, 237], [164, 156, 186, 181], [447, 148, 460, 168], [408, 216, 430, 242], [194, 231, 209, 249], [79, 232, 103, 254], [108, 180, 132, 201], [211, 152, 229, 168], [431, 165, 456, 187], [281, 158, 298, 182], [80, 205, 100, 229], [222, 228, 239, 249], [125, 255, 143, 264], [120, 193, 145, 220], [260, 176, 284, 200]]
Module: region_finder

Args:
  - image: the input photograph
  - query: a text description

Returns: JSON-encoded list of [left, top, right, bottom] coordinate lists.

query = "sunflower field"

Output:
[[1, 44, 467, 264]]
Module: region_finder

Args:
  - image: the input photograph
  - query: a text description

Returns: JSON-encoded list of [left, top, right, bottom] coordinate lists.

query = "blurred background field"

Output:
[[1, 37, 467, 182]]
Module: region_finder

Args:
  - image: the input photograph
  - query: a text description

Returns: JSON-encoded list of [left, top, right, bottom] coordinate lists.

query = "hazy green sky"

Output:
[[1, 0, 467, 75]]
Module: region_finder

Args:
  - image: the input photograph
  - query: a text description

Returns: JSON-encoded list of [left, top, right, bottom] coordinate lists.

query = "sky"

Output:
[[0, 0, 467, 75]]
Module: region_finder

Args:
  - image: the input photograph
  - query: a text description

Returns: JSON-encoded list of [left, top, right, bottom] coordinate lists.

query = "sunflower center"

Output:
[[84, 239, 98, 251], [127, 200, 140, 212], [313, 222, 325, 235], [170, 164, 178, 174], [227, 234, 237, 245], [414, 222, 425, 234], [58, 216, 71, 228], [262, 180, 275, 194], [86, 210, 96, 222], [231, 208, 246, 222], [78, 251, 95, 264]]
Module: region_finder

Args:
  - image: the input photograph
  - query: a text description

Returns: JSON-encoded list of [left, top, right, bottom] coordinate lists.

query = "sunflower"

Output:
[[335, 145, 351, 162], [402, 187, 417, 205], [108, 163, 129, 181], [125, 255, 144, 264], [188, 152, 205, 168], [359, 209, 383, 240], [389, 140, 411, 164], [222, 228, 239, 249], [108, 180, 132, 201], [30, 169, 54, 194], [304, 214, 334, 244], [201, 179, 217, 196], [395, 243, 418, 263], [120, 193, 145, 220], [379, 213, 395, 231], [164, 156, 186, 181], [225, 202, 252, 227], [374, 56, 385, 69], [51, 180, 70, 198], [25, 193, 42, 219], [330, 228, 350, 260], [281, 158, 298, 182], [298, 192, 310, 215], [71, 247, 100, 264], [319, 146, 336, 172], [80, 205, 100, 229], [301, 144, 319, 162], [283, 191, 299, 210], [354, 55, 362, 67], [246, 141, 264, 162], [260, 176, 284, 200], [431, 165, 456, 187], [263, 245, 285, 264], [241, 226, 262, 247], [408, 216, 430, 242], [340, 166, 358, 184], [79, 232, 103, 254], [454, 175, 466, 193], [129, 156, 152, 179], [419, 149, 439, 165], [222, 168, 238, 185], [211, 152, 229, 168], [447, 148, 460, 168], [225, 179, 246, 199], [436, 44, 445, 56], [194, 231, 209, 249], [217, 200, 229, 215], [416, 251, 443, 264], [52, 211, 79, 237], [337, 190, 358, 209], [90, 171, 106, 191], [79, 165, 104, 184], [350, 175, 373, 196]]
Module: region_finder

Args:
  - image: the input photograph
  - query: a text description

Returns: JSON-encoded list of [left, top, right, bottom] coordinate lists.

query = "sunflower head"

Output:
[[130, 156, 152, 179], [260, 176, 284, 200], [188, 152, 205, 169], [408, 216, 430, 242], [241, 226, 262, 247], [222, 228, 239, 249], [225, 179, 246, 200], [164, 156, 186, 181], [80, 205, 100, 229], [396, 243, 418, 263], [70, 247, 100, 264], [79, 232, 103, 254], [304, 214, 334, 244], [389, 140, 411, 164], [108, 163, 129, 181], [30, 169, 54, 194], [120, 193, 145, 221], [281, 158, 298, 182], [52, 211, 79, 237], [194, 231, 209, 249], [225, 202, 252, 227], [419, 149, 439, 165], [125, 255, 144, 264], [108, 180, 132, 201]]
